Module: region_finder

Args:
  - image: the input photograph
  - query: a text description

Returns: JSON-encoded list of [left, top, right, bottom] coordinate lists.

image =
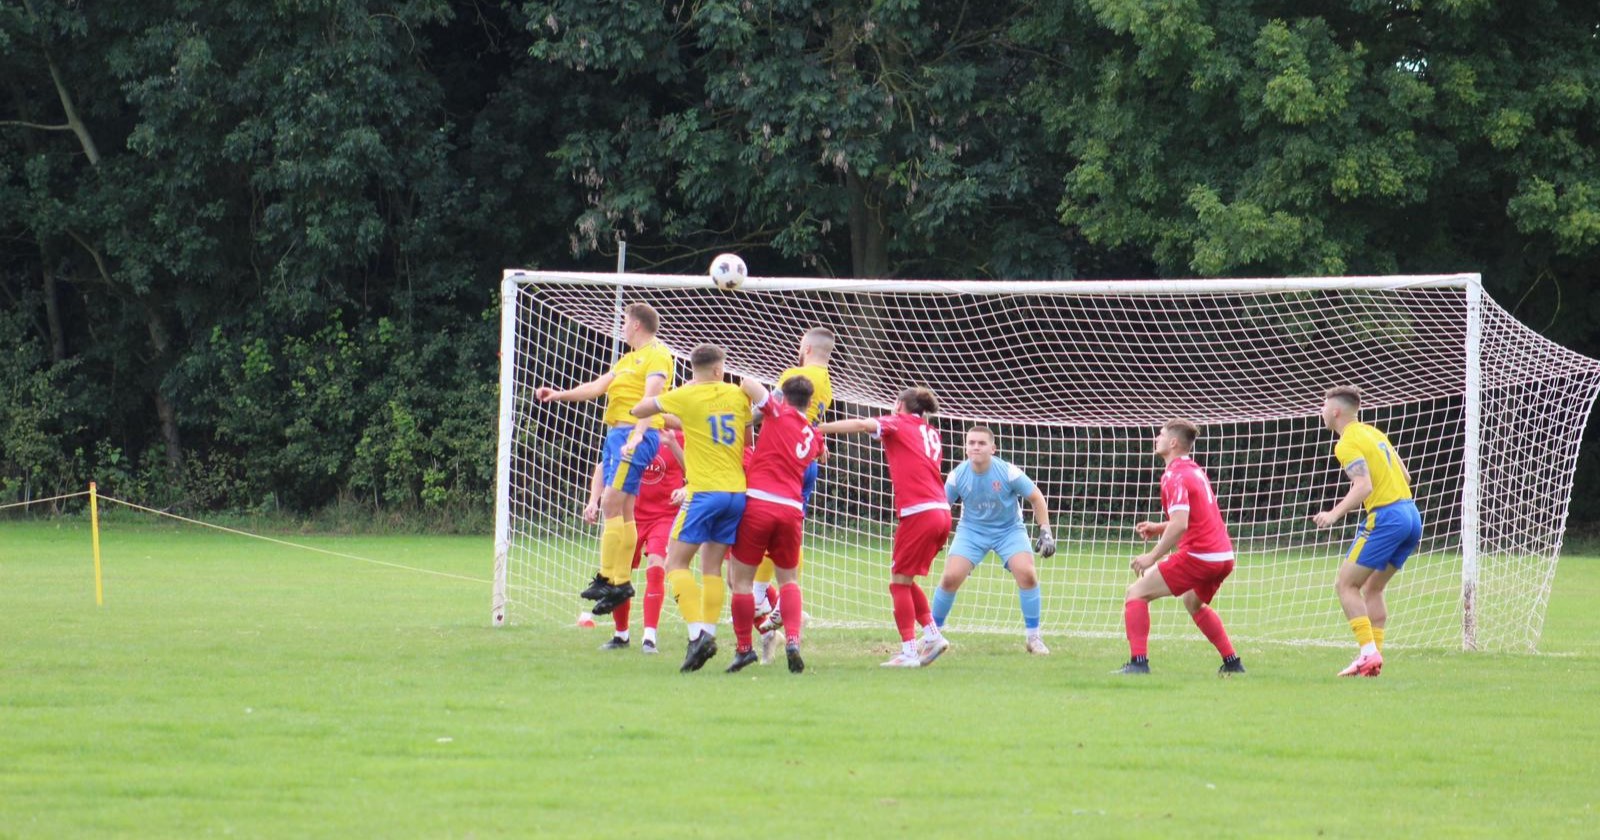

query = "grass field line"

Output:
[[96, 494, 491, 585]]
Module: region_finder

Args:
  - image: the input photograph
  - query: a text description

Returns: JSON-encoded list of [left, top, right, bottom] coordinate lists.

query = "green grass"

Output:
[[3, 519, 1598, 838]]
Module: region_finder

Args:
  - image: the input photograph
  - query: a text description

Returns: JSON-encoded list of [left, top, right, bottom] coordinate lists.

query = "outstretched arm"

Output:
[[536, 372, 615, 404], [740, 377, 770, 408], [816, 418, 879, 435]]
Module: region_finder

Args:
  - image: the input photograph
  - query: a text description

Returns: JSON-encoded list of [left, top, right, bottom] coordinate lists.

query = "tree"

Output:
[[523, 0, 1076, 279]]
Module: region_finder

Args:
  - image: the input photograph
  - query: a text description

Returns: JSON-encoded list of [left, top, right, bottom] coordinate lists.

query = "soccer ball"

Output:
[[709, 253, 747, 290]]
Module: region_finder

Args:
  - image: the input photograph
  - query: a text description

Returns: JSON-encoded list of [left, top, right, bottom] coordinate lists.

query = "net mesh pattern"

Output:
[[496, 275, 1600, 651]]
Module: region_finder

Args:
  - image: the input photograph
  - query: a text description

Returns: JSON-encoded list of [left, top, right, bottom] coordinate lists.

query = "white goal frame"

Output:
[[494, 270, 1600, 651]]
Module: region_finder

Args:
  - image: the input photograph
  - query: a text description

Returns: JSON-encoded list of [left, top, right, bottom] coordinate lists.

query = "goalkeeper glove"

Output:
[[1034, 527, 1057, 558]]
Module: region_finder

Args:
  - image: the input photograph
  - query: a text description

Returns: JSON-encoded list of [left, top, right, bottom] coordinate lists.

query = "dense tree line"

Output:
[[3, 1, 1598, 529]]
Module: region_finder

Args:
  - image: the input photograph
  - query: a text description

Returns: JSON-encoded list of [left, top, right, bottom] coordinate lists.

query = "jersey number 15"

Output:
[[707, 414, 737, 445]]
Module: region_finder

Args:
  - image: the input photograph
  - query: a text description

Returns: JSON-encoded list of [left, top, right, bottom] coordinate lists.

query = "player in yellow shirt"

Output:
[[753, 327, 836, 657], [1312, 385, 1423, 678], [536, 303, 673, 615], [630, 343, 768, 672]]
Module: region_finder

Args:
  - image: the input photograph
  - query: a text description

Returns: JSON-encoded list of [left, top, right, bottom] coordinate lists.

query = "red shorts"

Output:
[[631, 515, 674, 568], [730, 498, 804, 570], [890, 509, 953, 577], [1156, 552, 1234, 605]]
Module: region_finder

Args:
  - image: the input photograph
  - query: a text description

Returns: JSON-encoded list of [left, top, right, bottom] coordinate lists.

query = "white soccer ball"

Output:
[[709, 253, 747, 290]]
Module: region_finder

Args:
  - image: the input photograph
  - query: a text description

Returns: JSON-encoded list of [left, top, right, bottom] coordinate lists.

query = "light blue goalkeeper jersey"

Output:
[[945, 456, 1036, 538]]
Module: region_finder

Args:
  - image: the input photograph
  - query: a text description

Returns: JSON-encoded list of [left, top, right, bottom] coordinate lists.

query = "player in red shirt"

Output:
[[819, 387, 951, 668], [586, 423, 686, 654], [725, 376, 822, 674], [1119, 419, 1246, 676]]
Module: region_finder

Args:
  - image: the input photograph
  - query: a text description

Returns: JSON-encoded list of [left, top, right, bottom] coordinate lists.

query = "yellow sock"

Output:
[[667, 569, 703, 624], [700, 574, 726, 628], [599, 517, 623, 583], [1349, 616, 1374, 648], [615, 521, 637, 585], [1373, 626, 1385, 652], [754, 558, 775, 585]]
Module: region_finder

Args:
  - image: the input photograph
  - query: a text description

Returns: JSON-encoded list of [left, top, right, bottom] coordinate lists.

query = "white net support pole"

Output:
[[491, 274, 519, 627], [1461, 278, 1482, 650]]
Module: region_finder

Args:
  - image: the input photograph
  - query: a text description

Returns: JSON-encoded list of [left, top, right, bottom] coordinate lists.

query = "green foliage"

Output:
[[524, 0, 1077, 278], [0, 310, 82, 503], [4, 0, 1600, 526]]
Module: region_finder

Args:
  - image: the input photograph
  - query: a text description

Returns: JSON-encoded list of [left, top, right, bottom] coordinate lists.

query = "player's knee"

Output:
[[1011, 564, 1037, 588]]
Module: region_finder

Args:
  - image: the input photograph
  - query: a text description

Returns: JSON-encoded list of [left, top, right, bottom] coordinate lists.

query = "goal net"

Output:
[[494, 271, 1600, 651]]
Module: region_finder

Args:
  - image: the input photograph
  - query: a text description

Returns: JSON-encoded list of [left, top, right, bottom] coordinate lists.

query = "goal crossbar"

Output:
[[504, 270, 1481, 296]]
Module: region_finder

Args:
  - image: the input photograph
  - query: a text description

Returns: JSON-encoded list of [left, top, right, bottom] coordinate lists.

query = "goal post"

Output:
[[494, 270, 1600, 651]]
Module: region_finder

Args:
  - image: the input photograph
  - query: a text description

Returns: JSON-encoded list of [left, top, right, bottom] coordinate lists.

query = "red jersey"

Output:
[[875, 414, 949, 517], [745, 398, 821, 510], [1161, 456, 1233, 561], [633, 430, 686, 523]]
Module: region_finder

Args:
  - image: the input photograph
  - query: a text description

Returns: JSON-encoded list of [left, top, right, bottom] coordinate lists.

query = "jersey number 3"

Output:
[[794, 427, 815, 459]]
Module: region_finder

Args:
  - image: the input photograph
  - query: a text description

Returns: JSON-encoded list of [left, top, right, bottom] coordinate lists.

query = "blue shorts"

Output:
[[1347, 499, 1423, 571], [671, 491, 746, 546], [946, 524, 1032, 568], [601, 427, 660, 496], [801, 460, 820, 514]]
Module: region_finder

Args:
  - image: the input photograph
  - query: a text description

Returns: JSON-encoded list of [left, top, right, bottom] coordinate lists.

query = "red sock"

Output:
[[766, 586, 780, 610], [731, 593, 756, 652], [643, 566, 666, 631], [1124, 599, 1151, 658], [890, 583, 916, 642], [1192, 606, 1235, 659], [909, 583, 932, 629], [613, 596, 631, 633], [779, 583, 803, 643]]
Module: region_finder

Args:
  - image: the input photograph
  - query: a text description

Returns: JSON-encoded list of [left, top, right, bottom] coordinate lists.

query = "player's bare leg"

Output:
[[1116, 566, 1171, 674], [1361, 565, 1400, 656], [1335, 562, 1384, 677], [1005, 552, 1047, 654]]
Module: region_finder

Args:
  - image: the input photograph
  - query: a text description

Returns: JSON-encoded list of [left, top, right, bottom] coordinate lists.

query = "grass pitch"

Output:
[[2, 519, 1597, 838]]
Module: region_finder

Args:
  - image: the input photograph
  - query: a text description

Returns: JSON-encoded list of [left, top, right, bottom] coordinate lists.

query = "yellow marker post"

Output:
[[90, 481, 103, 606]]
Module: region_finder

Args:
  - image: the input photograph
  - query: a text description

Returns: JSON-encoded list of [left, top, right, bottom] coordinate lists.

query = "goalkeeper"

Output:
[[925, 425, 1056, 661]]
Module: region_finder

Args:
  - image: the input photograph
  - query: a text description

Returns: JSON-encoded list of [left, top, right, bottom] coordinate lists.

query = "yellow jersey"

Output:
[[603, 340, 674, 428], [655, 381, 752, 493], [778, 364, 833, 425], [1334, 422, 1412, 510]]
